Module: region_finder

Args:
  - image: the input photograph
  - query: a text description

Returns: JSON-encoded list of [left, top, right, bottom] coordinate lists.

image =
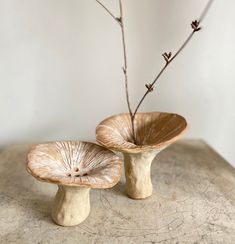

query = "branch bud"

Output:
[[162, 52, 172, 63], [191, 20, 201, 32], [145, 84, 154, 92], [116, 17, 122, 25]]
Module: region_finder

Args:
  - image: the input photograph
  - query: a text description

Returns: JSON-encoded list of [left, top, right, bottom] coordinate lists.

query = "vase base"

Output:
[[126, 193, 152, 200]]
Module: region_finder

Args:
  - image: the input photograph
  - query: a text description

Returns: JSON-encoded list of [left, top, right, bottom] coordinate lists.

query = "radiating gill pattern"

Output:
[[27, 141, 122, 188], [96, 112, 187, 153]]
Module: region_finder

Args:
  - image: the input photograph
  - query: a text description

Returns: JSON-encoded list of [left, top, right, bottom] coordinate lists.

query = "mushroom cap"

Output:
[[27, 141, 122, 188], [96, 112, 187, 154]]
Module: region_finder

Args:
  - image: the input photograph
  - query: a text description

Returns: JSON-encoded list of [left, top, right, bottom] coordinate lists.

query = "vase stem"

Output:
[[123, 151, 158, 199], [51, 185, 90, 226]]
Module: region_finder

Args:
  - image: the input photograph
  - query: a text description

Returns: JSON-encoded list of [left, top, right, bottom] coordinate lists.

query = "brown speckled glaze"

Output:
[[96, 112, 187, 153], [27, 141, 122, 188], [96, 112, 187, 199], [26, 141, 122, 226]]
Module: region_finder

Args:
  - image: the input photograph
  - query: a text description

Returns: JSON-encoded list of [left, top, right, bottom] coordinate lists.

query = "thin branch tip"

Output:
[[133, 0, 213, 115], [95, 0, 120, 24]]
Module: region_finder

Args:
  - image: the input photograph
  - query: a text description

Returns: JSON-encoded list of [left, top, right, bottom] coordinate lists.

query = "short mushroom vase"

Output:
[[96, 112, 187, 200], [26, 141, 122, 226]]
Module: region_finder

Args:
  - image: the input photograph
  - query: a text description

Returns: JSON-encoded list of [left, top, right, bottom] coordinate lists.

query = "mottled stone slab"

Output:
[[0, 140, 235, 244]]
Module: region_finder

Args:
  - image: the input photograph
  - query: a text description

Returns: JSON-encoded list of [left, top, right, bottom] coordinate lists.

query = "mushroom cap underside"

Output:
[[96, 112, 187, 153], [27, 141, 122, 188]]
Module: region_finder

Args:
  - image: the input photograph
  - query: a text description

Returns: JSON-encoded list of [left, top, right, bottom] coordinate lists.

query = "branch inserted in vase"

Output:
[[95, 1, 214, 199], [96, 112, 187, 199], [96, 0, 214, 144]]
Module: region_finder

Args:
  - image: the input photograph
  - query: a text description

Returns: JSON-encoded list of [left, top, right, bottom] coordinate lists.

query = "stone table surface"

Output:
[[0, 140, 235, 244]]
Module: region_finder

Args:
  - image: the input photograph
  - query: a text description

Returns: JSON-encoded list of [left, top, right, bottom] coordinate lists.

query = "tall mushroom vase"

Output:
[[96, 112, 187, 200], [27, 141, 122, 226]]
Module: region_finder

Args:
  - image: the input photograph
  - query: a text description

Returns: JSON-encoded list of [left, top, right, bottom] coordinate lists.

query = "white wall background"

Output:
[[0, 0, 234, 165]]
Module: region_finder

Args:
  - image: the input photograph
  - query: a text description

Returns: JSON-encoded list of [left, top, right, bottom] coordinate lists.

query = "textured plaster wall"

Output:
[[0, 0, 234, 165]]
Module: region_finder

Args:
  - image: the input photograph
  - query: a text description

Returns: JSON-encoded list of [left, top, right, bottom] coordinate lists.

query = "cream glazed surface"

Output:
[[27, 141, 122, 226]]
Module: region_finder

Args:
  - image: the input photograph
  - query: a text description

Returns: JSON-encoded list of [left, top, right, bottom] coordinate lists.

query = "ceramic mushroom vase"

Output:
[[96, 112, 187, 200], [26, 141, 122, 226]]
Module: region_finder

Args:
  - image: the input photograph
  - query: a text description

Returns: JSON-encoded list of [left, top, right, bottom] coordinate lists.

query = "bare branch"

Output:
[[133, 0, 214, 117], [134, 63, 168, 115], [95, 0, 214, 145], [95, 0, 121, 25], [95, 0, 135, 142], [199, 0, 214, 22], [119, 0, 133, 116], [118, 0, 136, 142]]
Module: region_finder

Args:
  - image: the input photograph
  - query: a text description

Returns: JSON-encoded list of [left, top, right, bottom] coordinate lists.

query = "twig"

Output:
[[96, 0, 214, 145], [119, 0, 132, 116], [133, 31, 194, 116], [133, 0, 214, 117], [134, 63, 168, 116], [118, 0, 136, 142], [199, 0, 214, 23], [96, 0, 136, 143], [95, 0, 120, 24]]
